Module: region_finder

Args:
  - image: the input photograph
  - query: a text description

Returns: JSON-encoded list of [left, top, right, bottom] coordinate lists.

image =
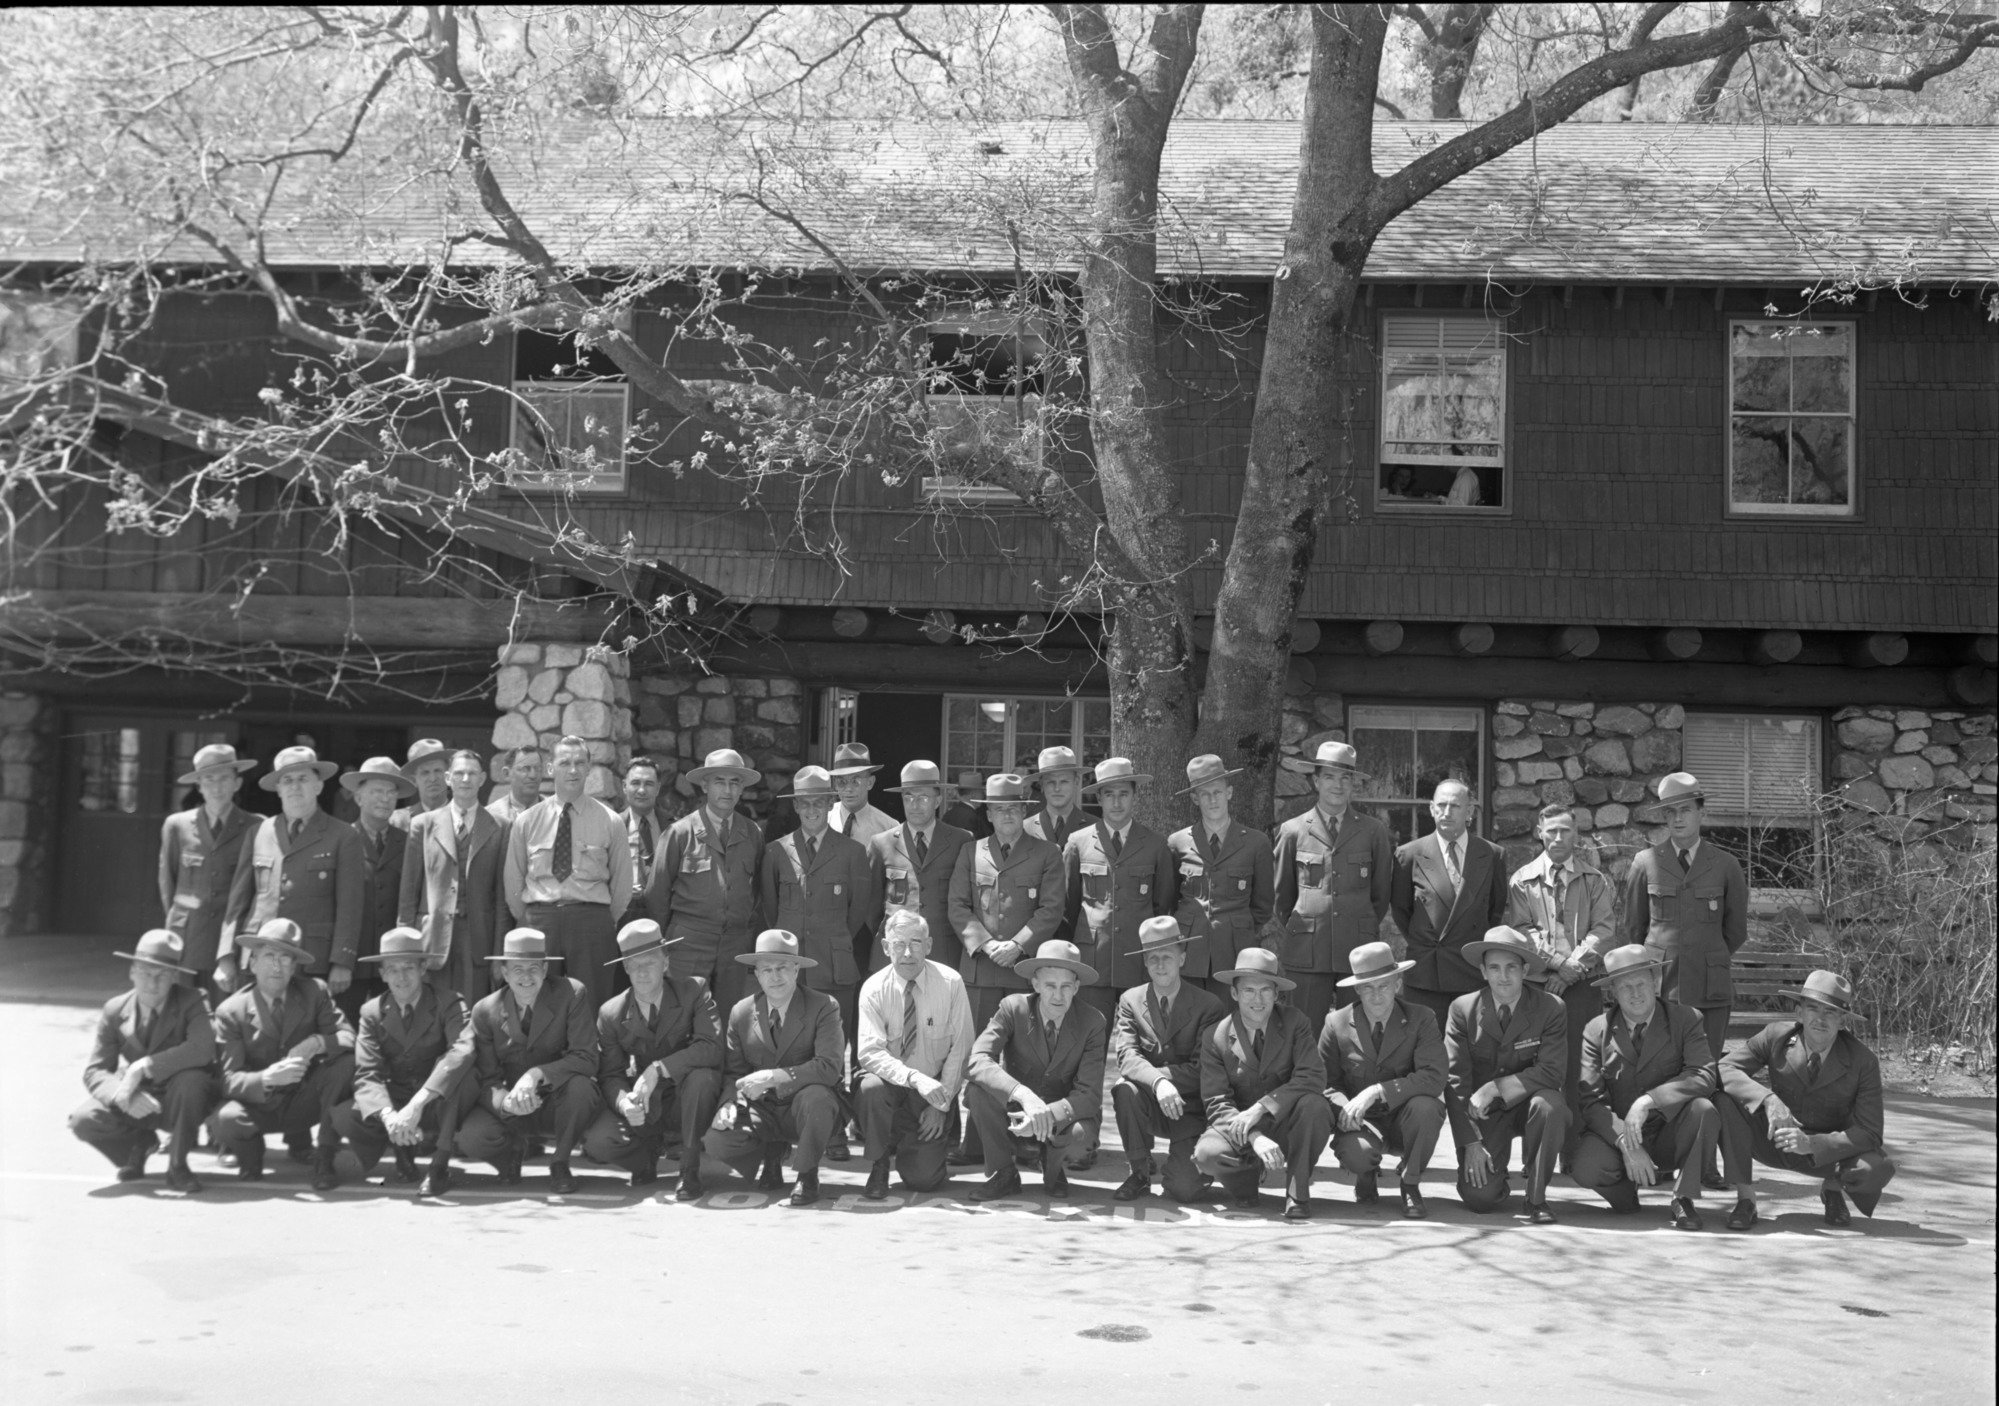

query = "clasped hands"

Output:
[[495, 1069, 547, 1116], [261, 1035, 326, 1090]]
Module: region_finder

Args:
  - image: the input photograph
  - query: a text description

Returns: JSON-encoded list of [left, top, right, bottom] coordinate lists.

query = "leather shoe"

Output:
[[165, 1161, 205, 1194], [630, 1162, 658, 1189], [1671, 1197, 1703, 1231], [825, 1135, 851, 1163], [117, 1137, 156, 1182], [1232, 1188, 1261, 1210], [1399, 1183, 1427, 1220], [311, 1151, 339, 1192], [236, 1146, 265, 1182], [1525, 1201, 1558, 1226], [1112, 1172, 1151, 1202], [390, 1148, 421, 1184], [285, 1137, 314, 1165], [788, 1169, 820, 1206], [1822, 1187, 1852, 1227], [1701, 1169, 1731, 1193], [547, 1160, 579, 1195], [1283, 1194, 1311, 1222], [968, 1167, 1023, 1202], [756, 1152, 787, 1193], [418, 1161, 453, 1198], [495, 1152, 524, 1186], [1353, 1170, 1379, 1204], [863, 1158, 892, 1201], [946, 1145, 981, 1167], [1041, 1145, 1069, 1199], [1069, 1147, 1097, 1172], [1725, 1199, 1759, 1232], [674, 1170, 705, 1202]]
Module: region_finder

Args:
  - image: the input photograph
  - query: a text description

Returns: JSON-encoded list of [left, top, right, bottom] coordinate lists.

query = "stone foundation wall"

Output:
[[1490, 700, 1686, 877], [1833, 707, 1997, 832], [634, 669, 805, 818], [492, 643, 635, 800], [0, 690, 58, 938], [1275, 690, 1345, 815]]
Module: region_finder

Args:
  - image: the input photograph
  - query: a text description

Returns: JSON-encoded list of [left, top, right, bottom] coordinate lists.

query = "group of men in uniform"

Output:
[[78, 736, 1894, 1230]]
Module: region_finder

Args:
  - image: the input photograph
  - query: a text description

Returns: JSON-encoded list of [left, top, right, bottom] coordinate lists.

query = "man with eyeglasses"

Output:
[[854, 909, 976, 1199]]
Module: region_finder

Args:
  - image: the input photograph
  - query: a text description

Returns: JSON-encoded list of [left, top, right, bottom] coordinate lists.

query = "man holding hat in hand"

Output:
[[392, 738, 453, 829], [964, 938, 1109, 1201], [212, 917, 358, 1189], [1109, 916, 1226, 1203], [643, 748, 766, 1015], [869, 760, 975, 975], [1318, 941, 1448, 1219], [1717, 969, 1896, 1229], [581, 919, 724, 1196], [1445, 926, 1570, 1223], [704, 930, 846, 1206], [1023, 746, 1093, 851], [1165, 755, 1274, 998], [158, 742, 258, 1003], [1274, 741, 1396, 1030], [453, 927, 603, 1195], [1573, 945, 1720, 1230], [69, 930, 216, 1192], [1064, 757, 1176, 1025], [854, 909, 977, 1199], [338, 756, 416, 1024]]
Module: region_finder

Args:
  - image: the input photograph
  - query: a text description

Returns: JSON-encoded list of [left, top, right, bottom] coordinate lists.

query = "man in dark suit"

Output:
[[337, 756, 415, 1025], [157, 742, 258, 1004], [703, 929, 846, 1206], [211, 918, 358, 1190], [942, 770, 988, 839], [1063, 757, 1176, 1024], [1273, 741, 1396, 1029], [964, 939, 1109, 1202], [1573, 945, 1719, 1230], [1717, 969, 1896, 1230], [327, 927, 475, 1196], [69, 930, 215, 1192], [581, 920, 724, 1197], [1392, 779, 1510, 1026], [452, 928, 603, 1195], [1319, 941, 1448, 1219], [391, 738, 452, 829], [1109, 917, 1225, 1203], [1164, 755, 1275, 999], [869, 760, 975, 974], [399, 749, 510, 1005], [1445, 926, 1570, 1223]]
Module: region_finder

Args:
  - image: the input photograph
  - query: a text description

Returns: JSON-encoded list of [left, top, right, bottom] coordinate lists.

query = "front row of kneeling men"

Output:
[[74, 911, 1894, 1228]]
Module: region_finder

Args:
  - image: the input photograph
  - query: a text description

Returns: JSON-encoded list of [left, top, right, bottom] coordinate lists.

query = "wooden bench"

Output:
[[1729, 950, 1819, 1032]]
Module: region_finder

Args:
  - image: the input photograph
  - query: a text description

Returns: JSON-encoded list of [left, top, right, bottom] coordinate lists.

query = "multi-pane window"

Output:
[[942, 695, 1110, 777], [921, 310, 1045, 506], [1728, 321, 1855, 515], [1683, 712, 1823, 887], [76, 728, 143, 813], [1348, 704, 1485, 846], [507, 328, 628, 493], [1377, 316, 1507, 511]]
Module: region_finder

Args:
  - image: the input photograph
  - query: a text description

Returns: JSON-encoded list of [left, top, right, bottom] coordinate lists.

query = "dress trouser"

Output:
[[1573, 1099, 1720, 1209], [954, 985, 1014, 1162], [1193, 1094, 1334, 1200], [1716, 1096, 1896, 1216], [1331, 1094, 1446, 1184], [1287, 974, 1346, 1033], [70, 1069, 212, 1165], [963, 1082, 1093, 1177], [445, 915, 495, 1005], [581, 1068, 724, 1172], [1401, 984, 1463, 1030], [527, 903, 619, 1008], [1456, 1092, 1569, 1211], [214, 1053, 357, 1155], [330, 1074, 477, 1171], [454, 1073, 603, 1164], [1110, 1079, 1210, 1201], [854, 1076, 951, 1192], [664, 920, 754, 1014], [704, 1085, 841, 1177]]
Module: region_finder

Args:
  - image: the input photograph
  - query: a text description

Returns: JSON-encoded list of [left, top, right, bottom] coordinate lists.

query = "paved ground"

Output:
[[3, 936, 1992, 1405]]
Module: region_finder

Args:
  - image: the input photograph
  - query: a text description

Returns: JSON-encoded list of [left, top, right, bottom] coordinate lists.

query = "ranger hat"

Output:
[[963, 773, 1034, 806], [686, 749, 760, 786], [1029, 746, 1084, 779], [115, 929, 197, 974], [1213, 947, 1295, 991], [402, 739, 451, 776], [888, 760, 946, 793], [1176, 754, 1244, 795], [1016, 938, 1098, 985], [241, 917, 313, 963], [1656, 772, 1705, 804], [1124, 915, 1198, 959], [780, 766, 839, 801], [340, 756, 418, 800], [607, 918, 682, 965], [1592, 944, 1668, 987], [1462, 925, 1547, 976], [487, 928, 562, 963], [1787, 969, 1856, 1014], [735, 929, 817, 968], [259, 745, 339, 790], [177, 743, 258, 786], [360, 927, 429, 963], [1337, 941, 1416, 988], [1083, 757, 1151, 792], [1281, 740, 1363, 775]]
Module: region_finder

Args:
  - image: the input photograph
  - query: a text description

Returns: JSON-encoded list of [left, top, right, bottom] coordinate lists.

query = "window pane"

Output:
[[1731, 416, 1791, 505], [1381, 354, 1504, 460], [1416, 725, 1481, 799], [1789, 325, 1852, 414], [1076, 700, 1112, 768], [1353, 724, 1417, 803], [78, 728, 142, 813], [1790, 418, 1850, 506], [1729, 324, 1789, 411]]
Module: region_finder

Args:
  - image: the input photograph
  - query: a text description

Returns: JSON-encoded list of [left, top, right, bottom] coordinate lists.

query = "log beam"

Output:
[[1649, 627, 1703, 661], [1748, 629, 1803, 666], [1452, 623, 1495, 657], [1845, 632, 1909, 669], [1363, 620, 1404, 656], [1288, 618, 1322, 655], [1550, 625, 1600, 661]]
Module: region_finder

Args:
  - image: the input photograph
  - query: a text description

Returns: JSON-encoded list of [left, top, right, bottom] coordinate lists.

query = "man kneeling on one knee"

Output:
[[1574, 945, 1720, 1231], [1318, 941, 1447, 1220], [1110, 916, 1226, 1204], [855, 910, 976, 1200]]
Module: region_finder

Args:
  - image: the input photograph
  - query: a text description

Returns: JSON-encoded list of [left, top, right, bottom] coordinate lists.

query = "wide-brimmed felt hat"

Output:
[[828, 743, 882, 777], [1656, 772, 1705, 805], [402, 738, 451, 776], [1029, 746, 1084, 779], [1176, 754, 1244, 796], [1338, 941, 1416, 988], [608, 918, 682, 965], [1787, 969, 1856, 1014], [341, 756, 418, 800], [735, 928, 817, 968], [687, 748, 759, 786], [1214, 947, 1295, 991], [1123, 915, 1198, 959], [963, 773, 1033, 806], [1281, 739, 1363, 775], [1592, 944, 1668, 988], [360, 927, 428, 964], [888, 760, 946, 793], [487, 928, 562, 964], [177, 743, 258, 786], [241, 917, 312, 962], [115, 929, 197, 974], [1016, 938, 1098, 985], [259, 745, 339, 790], [1462, 925, 1547, 976], [954, 770, 982, 791], [1083, 757, 1151, 793], [781, 766, 839, 801]]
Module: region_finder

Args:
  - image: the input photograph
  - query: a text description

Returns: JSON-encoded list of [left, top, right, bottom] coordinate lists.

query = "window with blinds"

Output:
[[1682, 714, 1822, 823], [1377, 315, 1507, 511]]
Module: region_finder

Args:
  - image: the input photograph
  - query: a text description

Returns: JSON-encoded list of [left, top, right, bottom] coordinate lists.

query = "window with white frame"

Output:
[[921, 309, 1046, 506], [1377, 316, 1507, 511], [1683, 712, 1824, 888], [1728, 321, 1855, 515], [942, 694, 1110, 778], [506, 328, 628, 494], [1348, 704, 1485, 846]]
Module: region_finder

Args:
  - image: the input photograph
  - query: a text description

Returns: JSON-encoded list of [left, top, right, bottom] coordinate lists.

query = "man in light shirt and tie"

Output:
[[504, 735, 634, 1009], [854, 909, 976, 1200]]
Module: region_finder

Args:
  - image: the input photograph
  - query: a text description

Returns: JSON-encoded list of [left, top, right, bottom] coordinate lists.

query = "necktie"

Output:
[[801, 833, 816, 866], [998, 842, 1011, 863], [1110, 830, 1124, 860], [900, 977, 920, 1060], [1549, 868, 1569, 943], [1371, 1021, 1385, 1052], [637, 815, 654, 867], [551, 803, 574, 881], [1805, 1051, 1822, 1082], [1209, 829, 1226, 851], [1443, 839, 1462, 891], [913, 831, 929, 867], [135, 1004, 154, 1046], [1497, 1004, 1512, 1026], [1252, 1029, 1265, 1061], [1631, 1021, 1648, 1048], [268, 993, 285, 1027], [520, 1002, 532, 1040], [288, 818, 302, 845], [1678, 848, 1692, 873], [1328, 813, 1342, 841], [770, 1005, 782, 1040], [1044, 1020, 1057, 1045], [1160, 995, 1171, 1023], [456, 808, 471, 847]]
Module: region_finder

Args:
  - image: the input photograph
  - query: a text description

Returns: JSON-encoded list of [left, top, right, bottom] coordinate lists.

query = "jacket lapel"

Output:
[[462, 809, 498, 868]]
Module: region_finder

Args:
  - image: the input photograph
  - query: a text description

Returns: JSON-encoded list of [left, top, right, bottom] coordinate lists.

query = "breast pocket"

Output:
[[574, 843, 610, 883], [883, 867, 911, 906], [1336, 857, 1372, 894], [1080, 862, 1111, 904], [528, 842, 557, 882]]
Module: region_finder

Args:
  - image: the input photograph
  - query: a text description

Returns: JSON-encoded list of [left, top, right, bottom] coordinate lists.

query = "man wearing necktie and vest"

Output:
[[1273, 741, 1395, 1030], [1392, 778, 1510, 1028], [642, 749, 766, 1016], [1164, 755, 1275, 1000], [503, 735, 633, 1011]]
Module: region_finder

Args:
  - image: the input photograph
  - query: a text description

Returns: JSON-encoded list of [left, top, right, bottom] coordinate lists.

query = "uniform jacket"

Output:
[[397, 804, 510, 970], [643, 809, 765, 937], [947, 832, 1066, 992], [82, 984, 216, 1102], [720, 987, 845, 1100], [214, 974, 355, 1104], [1318, 997, 1449, 1107], [1721, 1020, 1885, 1159], [1164, 821, 1274, 981], [1023, 804, 1093, 854], [759, 827, 870, 988], [467, 977, 599, 1094], [1063, 821, 1175, 990], [867, 821, 974, 970], [968, 992, 1109, 1127], [157, 804, 256, 970], [1622, 840, 1749, 1008], [1505, 850, 1618, 978], [351, 982, 474, 1116], [223, 809, 367, 972], [350, 820, 406, 969], [1272, 807, 1395, 974], [1199, 1004, 1326, 1128], [1109, 981, 1227, 1100], [1391, 830, 1510, 994], [1443, 986, 1568, 1145], [595, 976, 723, 1101], [1579, 999, 1717, 1140]]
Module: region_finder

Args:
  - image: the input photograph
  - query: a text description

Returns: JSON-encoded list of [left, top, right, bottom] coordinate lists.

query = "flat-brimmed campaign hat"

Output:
[[781, 766, 839, 801], [259, 745, 339, 790], [340, 756, 418, 800], [1016, 938, 1098, 985], [177, 743, 258, 786], [963, 773, 1033, 806], [1123, 915, 1198, 959], [1214, 947, 1295, 991], [402, 739, 451, 776], [1083, 757, 1151, 793], [607, 918, 682, 965], [1787, 969, 1856, 1014], [1592, 944, 1668, 988], [1281, 740, 1363, 775], [828, 743, 883, 777], [686, 748, 759, 786], [241, 917, 312, 962], [487, 928, 562, 964], [735, 929, 817, 968], [1462, 925, 1547, 976], [360, 927, 428, 963], [1029, 746, 1084, 779], [1656, 772, 1705, 804], [888, 760, 946, 793], [115, 929, 197, 974], [1338, 941, 1416, 988], [1176, 754, 1244, 796]]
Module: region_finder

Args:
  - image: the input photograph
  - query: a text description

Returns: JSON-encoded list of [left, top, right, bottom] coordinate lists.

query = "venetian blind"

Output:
[[1682, 714, 1821, 820]]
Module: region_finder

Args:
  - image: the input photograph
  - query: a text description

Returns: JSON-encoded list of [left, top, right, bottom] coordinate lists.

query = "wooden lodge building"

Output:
[[2, 120, 1993, 939]]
